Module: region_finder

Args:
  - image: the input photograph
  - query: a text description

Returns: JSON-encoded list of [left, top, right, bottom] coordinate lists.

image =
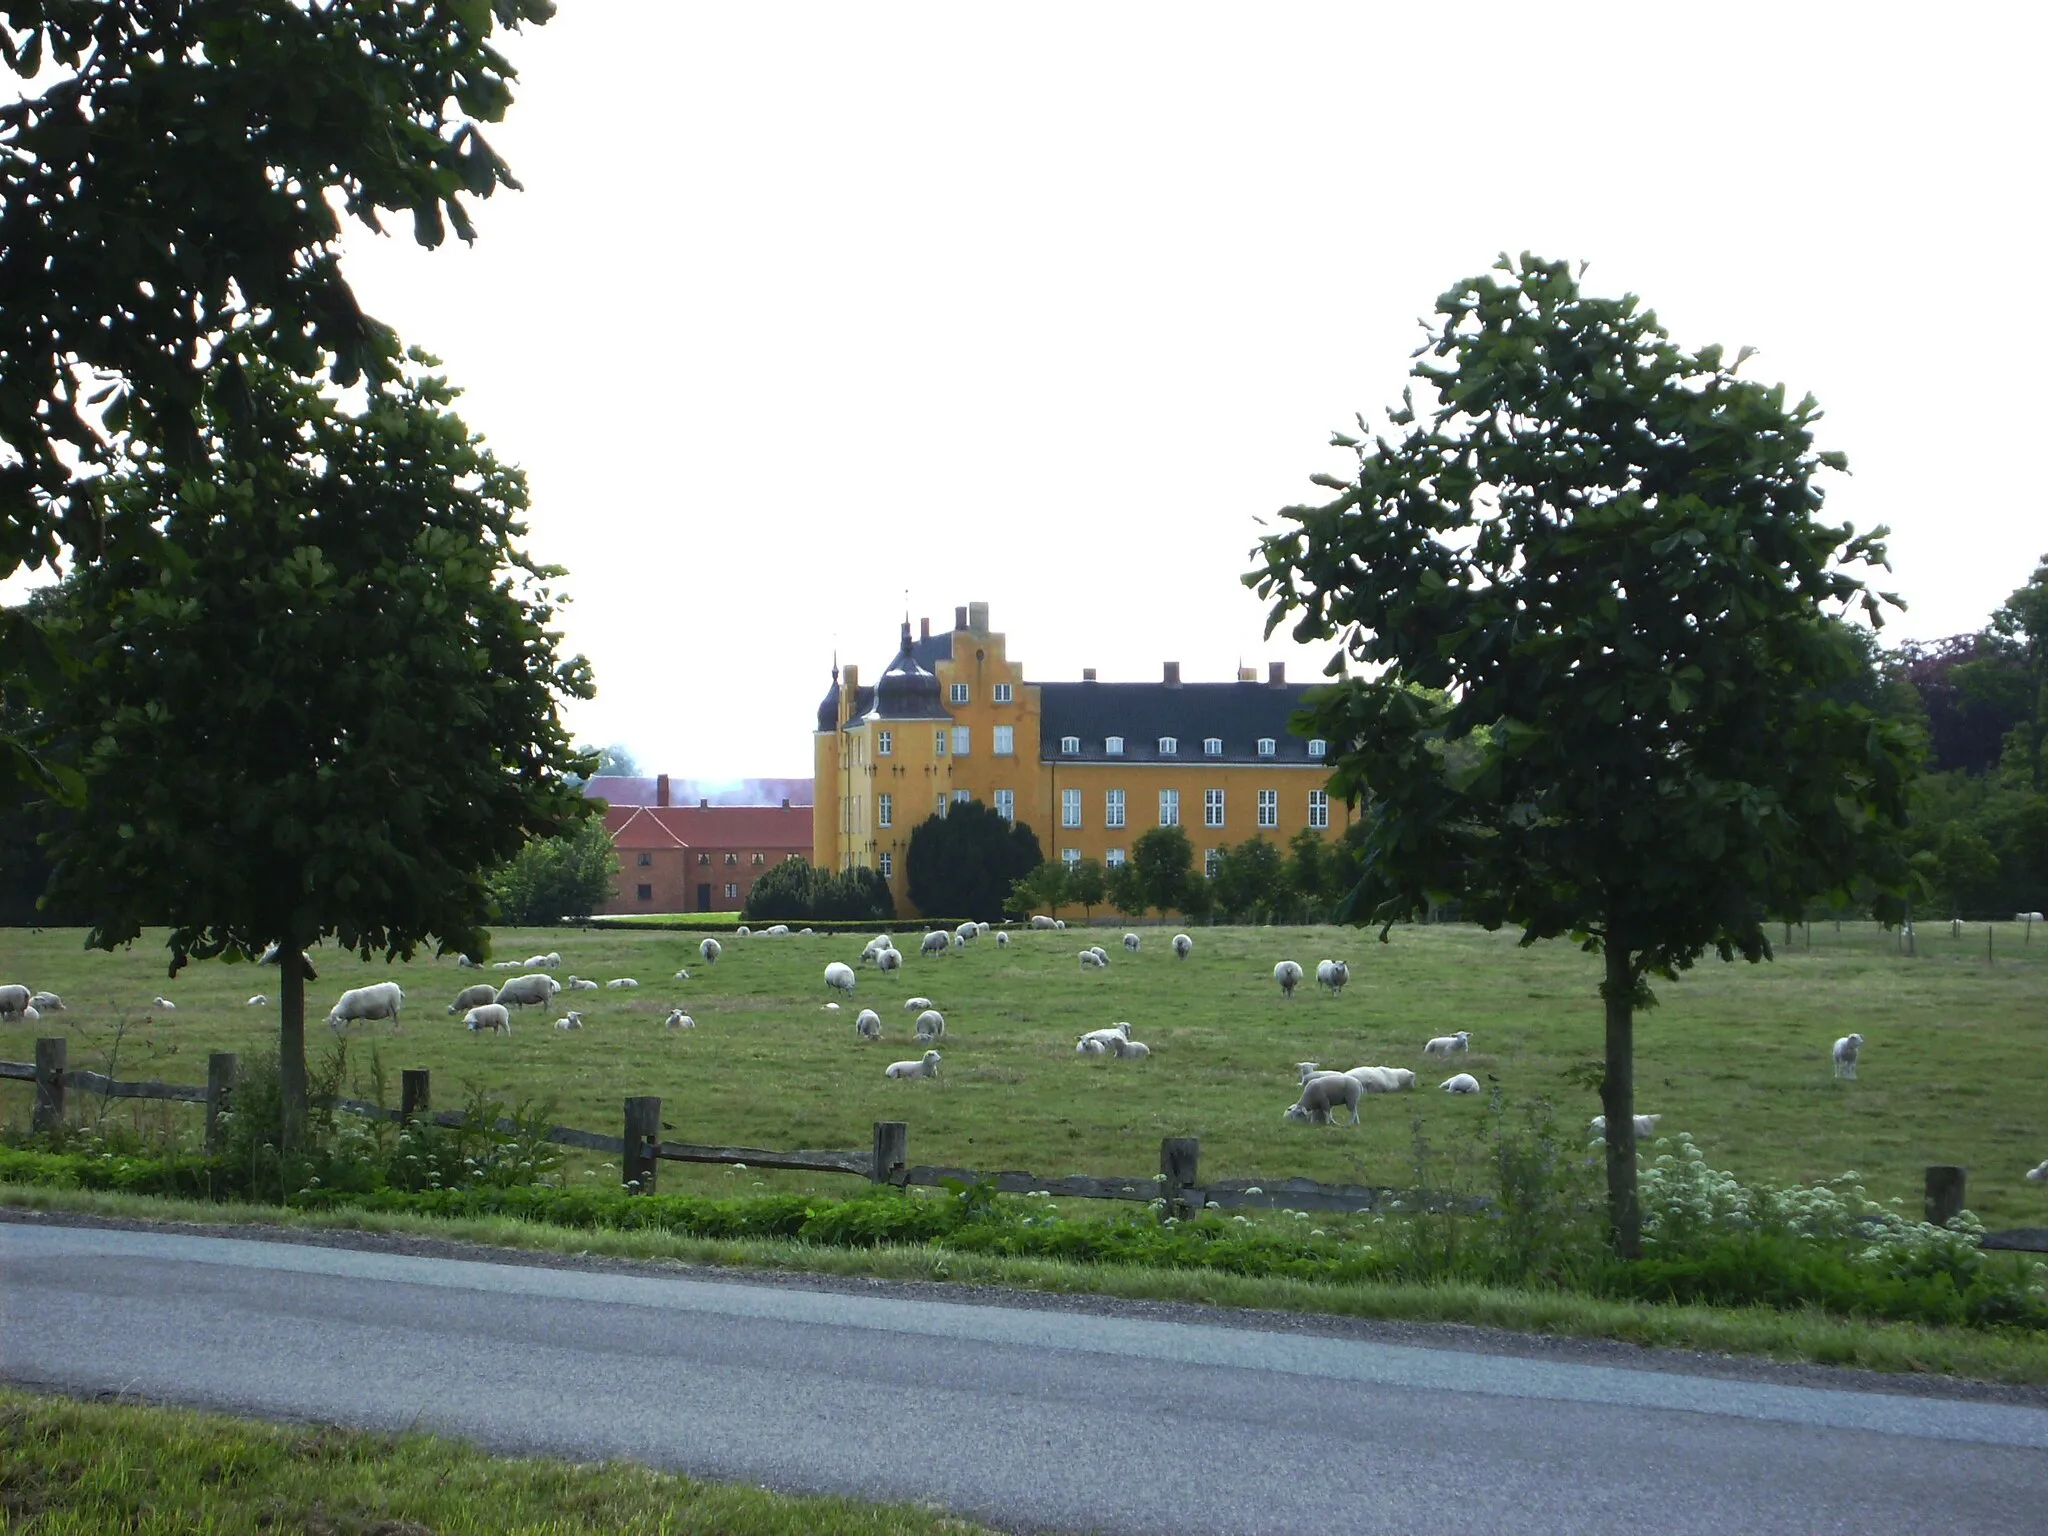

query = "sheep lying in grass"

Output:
[[1285, 1072, 1363, 1125], [1172, 933, 1193, 960], [463, 1003, 511, 1034], [566, 976, 600, 991], [1833, 1032, 1865, 1080], [448, 983, 498, 1015], [886, 1050, 941, 1079], [1423, 1031, 1471, 1056], [855, 1009, 882, 1040], [1274, 961, 1303, 998], [246, 995, 267, 1006], [556, 1012, 585, 1031], [152, 996, 176, 1010], [1440, 1073, 1480, 1094], [1110, 1037, 1150, 1060], [455, 953, 480, 969], [1590, 1113, 1661, 1140], [824, 962, 857, 998], [2026, 1161, 2048, 1184], [903, 996, 933, 1011], [1076, 1037, 1108, 1056], [700, 938, 722, 965], [663, 1009, 694, 1029], [607, 978, 640, 990], [1078, 1023, 1131, 1052], [915, 1009, 946, 1042]]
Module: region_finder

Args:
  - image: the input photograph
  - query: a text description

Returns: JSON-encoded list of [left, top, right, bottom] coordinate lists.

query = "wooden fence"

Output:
[[5, 1038, 2046, 1249]]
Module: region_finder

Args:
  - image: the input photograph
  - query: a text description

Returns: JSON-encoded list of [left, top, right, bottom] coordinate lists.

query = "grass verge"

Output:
[[0, 1386, 993, 1535], [9, 1183, 2048, 1386]]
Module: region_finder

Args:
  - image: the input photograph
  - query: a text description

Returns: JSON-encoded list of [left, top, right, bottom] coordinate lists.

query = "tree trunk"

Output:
[[1600, 940, 1641, 1259], [278, 941, 307, 1149]]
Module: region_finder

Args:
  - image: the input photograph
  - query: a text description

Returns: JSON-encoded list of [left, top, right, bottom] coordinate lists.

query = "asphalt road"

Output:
[[3, 1221, 2044, 1534]]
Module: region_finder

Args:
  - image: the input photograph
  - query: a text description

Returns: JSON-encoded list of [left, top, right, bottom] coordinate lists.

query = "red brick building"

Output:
[[596, 775, 813, 914]]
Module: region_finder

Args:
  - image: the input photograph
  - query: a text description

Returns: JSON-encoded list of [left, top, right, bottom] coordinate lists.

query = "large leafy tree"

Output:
[[41, 352, 593, 1133], [491, 820, 622, 926], [1985, 556, 2048, 792], [906, 801, 1043, 922], [1248, 254, 1917, 1256], [1211, 836, 1286, 923], [1127, 825, 1199, 918]]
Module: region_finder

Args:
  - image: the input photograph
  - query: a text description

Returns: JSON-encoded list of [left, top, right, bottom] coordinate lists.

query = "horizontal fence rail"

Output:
[[4, 1043, 2044, 1250]]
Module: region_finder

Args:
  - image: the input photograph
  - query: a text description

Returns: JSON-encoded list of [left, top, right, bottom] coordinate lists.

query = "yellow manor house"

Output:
[[814, 601, 1350, 916]]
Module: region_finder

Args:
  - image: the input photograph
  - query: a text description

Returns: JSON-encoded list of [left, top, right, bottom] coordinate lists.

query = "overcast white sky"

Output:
[[275, 5, 2048, 777]]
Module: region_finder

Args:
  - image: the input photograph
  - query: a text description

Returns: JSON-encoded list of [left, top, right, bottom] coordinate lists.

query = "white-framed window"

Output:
[[952, 726, 971, 756], [752, 852, 765, 866], [1308, 738, 1327, 758], [878, 730, 892, 755], [993, 683, 1013, 704], [878, 793, 892, 828], [1159, 736, 1178, 756], [879, 851, 893, 878], [950, 682, 970, 705], [1258, 788, 1278, 828], [1309, 789, 1329, 829], [1203, 737, 1222, 756], [1204, 788, 1225, 827], [1105, 789, 1126, 828], [1106, 735, 1124, 756], [1062, 787, 1082, 828], [1062, 847, 1081, 866], [1061, 735, 1080, 754], [1105, 847, 1125, 867], [725, 852, 739, 866], [636, 851, 653, 867], [995, 788, 1015, 822], [1159, 788, 1180, 827], [724, 883, 739, 900], [935, 730, 948, 755], [1257, 737, 1275, 757], [953, 788, 971, 804], [936, 794, 949, 817], [993, 724, 1014, 755], [1204, 848, 1221, 879]]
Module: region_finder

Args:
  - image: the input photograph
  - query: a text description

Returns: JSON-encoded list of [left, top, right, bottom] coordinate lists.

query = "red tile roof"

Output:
[[605, 804, 811, 851]]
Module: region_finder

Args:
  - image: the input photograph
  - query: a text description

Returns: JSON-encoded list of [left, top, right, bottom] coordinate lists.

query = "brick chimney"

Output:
[[954, 605, 968, 630], [967, 601, 989, 633], [1268, 661, 1286, 686], [919, 616, 930, 641], [656, 773, 670, 807], [781, 798, 790, 809], [699, 798, 710, 809], [1082, 667, 1097, 682], [1163, 661, 1181, 687]]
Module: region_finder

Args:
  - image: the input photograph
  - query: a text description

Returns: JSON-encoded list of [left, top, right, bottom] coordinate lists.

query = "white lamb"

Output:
[[2026, 1161, 2048, 1184], [1075, 1037, 1108, 1056], [523, 953, 552, 969], [492, 960, 521, 970], [607, 978, 640, 989], [1080, 949, 1108, 969], [975, 922, 990, 937], [463, 1003, 511, 1034], [903, 997, 933, 1011], [1348, 1066, 1413, 1093], [1078, 1023, 1131, 1051], [566, 976, 600, 991], [736, 925, 752, 937], [1274, 960, 1304, 998], [447, 983, 498, 1015], [246, 995, 267, 1006], [17, 1005, 37, 1022], [1110, 1037, 1150, 1060], [1123, 933, 1141, 952], [1316, 959, 1349, 995], [664, 1009, 694, 1029], [151, 996, 176, 1010], [27, 991, 63, 1012], [455, 953, 480, 969], [1832, 1032, 1864, 1080], [952, 933, 967, 949], [921, 930, 950, 956], [855, 1009, 882, 1040], [995, 932, 1009, 948], [1590, 1114, 1662, 1140], [824, 961, 857, 998], [556, 1011, 585, 1031], [915, 1008, 946, 1042], [1172, 933, 1193, 960], [495, 973, 560, 1010], [956, 921, 978, 943], [886, 1050, 942, 1079], [326, 982, 403, 1032], [700, 938, 722, 965], [1423, 1031, 1471, 1056], [1285, 1072, 1363, 1126], [1440, 1073, 1480, 1094], [1054, 919, 1066, 930]]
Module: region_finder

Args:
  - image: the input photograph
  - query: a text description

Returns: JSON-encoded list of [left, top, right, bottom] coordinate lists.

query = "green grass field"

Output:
[[3, 919, 2045, 1226]]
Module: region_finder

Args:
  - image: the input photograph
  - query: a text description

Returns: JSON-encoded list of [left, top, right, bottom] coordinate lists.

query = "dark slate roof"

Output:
[[912, 630, 952, 671], [1035, 681, 1327, 765], [869, 622, 951, 722]]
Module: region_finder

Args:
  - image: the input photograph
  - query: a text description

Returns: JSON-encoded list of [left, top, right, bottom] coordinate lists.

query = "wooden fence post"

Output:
[[205, 1052, 238, 1152], [1925, 1165, 1967, 1227], [400, 1068, 431, 1120], [32, 1037, 66, 1133], [872, 1120, 907, 1186], [624, 1096, 661, 1194], [1160, 1136, 1199, 1219]]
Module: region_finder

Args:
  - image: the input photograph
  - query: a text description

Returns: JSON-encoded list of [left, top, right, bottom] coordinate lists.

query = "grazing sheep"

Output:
[[855, 1009, 882, 1040], [1285, 1072, 1364, 1125], [2026, 1161, 2048, 1184], [1590, 1113, 1662, 1140], [0, 984, 30, 1018], [664, 1009, 694, 1029], [824, 961, 857, 998], [886, 1050, 942, 1080], [152, 995, 177, 1010], [463, 1003, 511, 1034], [1123, 933, 1141, 952], [1172, 933, 1193, 960], [1078, 1023, 1131, 1051], [1440, 1073, 1480, 1094], [1347, 1066, 1413, 1094], [326, 981, 403, 1032], [606, 978, 640, 990], [1423, 1031, 1471, 1056], [556, 1011, 585, 1031], [736, 925, 752, 937], [700, 938, 722, 965], [2018, 912, 2045, 923], [455, 953, 480, 969], [903, 997, 933, 1011], [1951, 917, 1965, 939], [952, 933, 967, 950], [800, 927, 815, 935], [1274, 960, 1304, 998], [1109, 1037, 1150, 1060], [995, 932, 1009, 948], [1030, 914, 1057, 930], [860, 939, 890, 965], [27, 991, 64, 1012], [915, 1008, 946, 1042], [878, 949, 904, 974], [921, 930, 950, 957], [1316, 959, 1349, 995], [246, 995, 268, 1007], [975, 922, 991, 937], [566, 976, 601, 991], [1080, 949, 1108, 969], [956, 922, 978, 943], [447, 983, 498, 1015], [1054, 919, 1066, 930], [494, 973, 560, 1010], [1832, 1032, 1864, 1080]]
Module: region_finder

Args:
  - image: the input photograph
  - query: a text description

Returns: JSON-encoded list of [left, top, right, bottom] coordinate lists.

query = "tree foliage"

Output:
[[905, 801, 1042, 921], [1249, 254, 1918, 1255], [490, 819, 620, 926], [1210, 836, 1287, 922], [740, 859, 894, 924], [1127, 826, 1200, 918]]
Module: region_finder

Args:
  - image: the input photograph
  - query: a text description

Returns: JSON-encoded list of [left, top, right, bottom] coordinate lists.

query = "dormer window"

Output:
[[1158, 737, 1178, 756], [1257, 737, 1276, 757], [1308, 739, 1328, 758], [1061, 735, 1080, 754], [1203, 737, 1222, 756], [1106, 735, 1124, 756]]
